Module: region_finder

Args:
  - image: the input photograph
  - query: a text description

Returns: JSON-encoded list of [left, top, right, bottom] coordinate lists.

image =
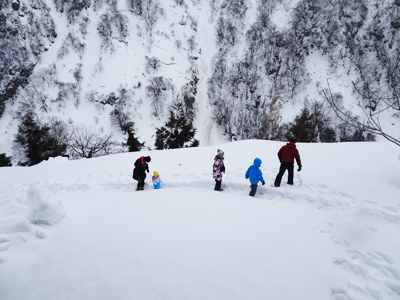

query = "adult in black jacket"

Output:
[[133, 156, 151, 190]]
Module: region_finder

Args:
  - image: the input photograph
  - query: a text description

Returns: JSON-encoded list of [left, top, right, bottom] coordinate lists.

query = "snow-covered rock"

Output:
[[26, 184, 66, 225]]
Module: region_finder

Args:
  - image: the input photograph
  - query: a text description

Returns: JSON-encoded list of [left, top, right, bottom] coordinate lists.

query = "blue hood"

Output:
[[245, 158, 265, 184]]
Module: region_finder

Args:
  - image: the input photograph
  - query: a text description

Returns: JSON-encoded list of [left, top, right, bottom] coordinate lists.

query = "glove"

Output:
[[297, 165, 302, 172], [262, 181, 265, 185], [220, 165, 225, 172], [147, 167, 149, 173]]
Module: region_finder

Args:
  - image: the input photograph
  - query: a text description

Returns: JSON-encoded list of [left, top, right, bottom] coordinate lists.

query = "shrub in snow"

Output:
[[26, 184, 66, 225], [98, 14, 113, 50], [127, 0, 143, 16], [145, 56, 161, 73], [53, 0, 91, 24]]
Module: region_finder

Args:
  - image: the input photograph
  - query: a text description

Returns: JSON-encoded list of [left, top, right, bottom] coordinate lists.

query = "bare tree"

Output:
[[146, 76, 173, 117], [143, 0, 161, 36], [68, 125, 120, 159], [320, 79, 400, 147]]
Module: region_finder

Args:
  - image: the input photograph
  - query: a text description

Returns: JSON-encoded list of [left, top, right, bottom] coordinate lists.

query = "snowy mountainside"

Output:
[[1, 0, 220, 156], [0, 0, 399, 159], [0, 140, 400, 299], [208, 0, 400, 142]]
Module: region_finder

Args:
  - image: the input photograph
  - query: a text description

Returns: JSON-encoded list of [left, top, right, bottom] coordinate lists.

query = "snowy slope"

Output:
[[1, 0, 399, 158], [0, 140, 400, 300]]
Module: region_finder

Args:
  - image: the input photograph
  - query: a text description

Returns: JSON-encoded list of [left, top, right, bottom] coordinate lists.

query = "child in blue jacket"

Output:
[[245, 158, 265, 196], [152, 171, 163, 189]]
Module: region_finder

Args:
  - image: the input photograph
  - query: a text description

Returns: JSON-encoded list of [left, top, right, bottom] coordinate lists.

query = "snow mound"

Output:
[[26, 184, 66, 225]]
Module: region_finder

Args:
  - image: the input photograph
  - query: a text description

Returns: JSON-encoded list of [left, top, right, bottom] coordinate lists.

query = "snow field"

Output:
[[0, 140, 400, 300]]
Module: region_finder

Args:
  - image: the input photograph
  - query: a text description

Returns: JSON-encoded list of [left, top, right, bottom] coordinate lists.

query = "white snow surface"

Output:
[[1, 140, 400, 300]]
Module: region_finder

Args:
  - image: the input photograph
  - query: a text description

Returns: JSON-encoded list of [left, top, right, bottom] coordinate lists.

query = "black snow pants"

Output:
[[249, 184, 258, 197], [274, 162, 294, 186], [214, 180, 222, 191], [134, 173, 146, 188]]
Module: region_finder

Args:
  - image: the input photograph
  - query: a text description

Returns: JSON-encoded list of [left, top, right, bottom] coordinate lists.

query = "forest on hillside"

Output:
[[207, 0, 399, 142], [0, 0, 399, 166]]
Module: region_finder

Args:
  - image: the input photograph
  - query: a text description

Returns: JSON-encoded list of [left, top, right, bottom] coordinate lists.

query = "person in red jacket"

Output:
[[273, 138, 302, 187]]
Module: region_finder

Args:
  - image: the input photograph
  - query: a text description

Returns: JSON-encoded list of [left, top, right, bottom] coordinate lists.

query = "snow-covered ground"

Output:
[[0, 140, 400, 300]]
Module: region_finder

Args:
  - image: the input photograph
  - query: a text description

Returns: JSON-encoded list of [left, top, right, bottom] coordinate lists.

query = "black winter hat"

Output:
[[289, 138, 297, 143], [144, 156, 151, 162]]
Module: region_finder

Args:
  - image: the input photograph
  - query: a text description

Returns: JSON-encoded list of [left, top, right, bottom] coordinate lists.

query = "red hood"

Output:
[[286, 142, 296, 148]]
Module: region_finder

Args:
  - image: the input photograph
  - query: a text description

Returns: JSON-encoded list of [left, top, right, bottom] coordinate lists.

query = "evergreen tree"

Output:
[[319, 127, 337, 143], [286, 107, 317, 142], [340, 124, 375, 142], [14, 113, 67, 166], [126, 131, 145, 152], [155, 102, 199, 150], [287, 103, 337, 143], [0, 153, 12, 167], [124, 122, 145, 152], [310, 102, 336, 142]]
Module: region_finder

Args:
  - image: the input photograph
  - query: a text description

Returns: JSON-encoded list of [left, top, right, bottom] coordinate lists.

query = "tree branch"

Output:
[[319, 79, 400, 147]]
